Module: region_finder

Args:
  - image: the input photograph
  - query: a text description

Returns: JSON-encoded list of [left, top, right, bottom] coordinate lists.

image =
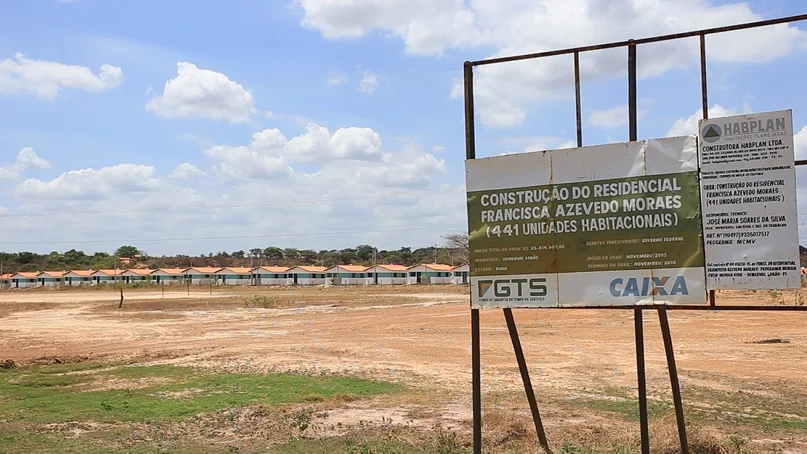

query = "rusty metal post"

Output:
[[700, 34, 717, 309], [464, 61, 482, 454], [504, 309, 550, 451], [574, 51, 583, 147], [628, 40, 650, 454], [658, 309, 689, 453]]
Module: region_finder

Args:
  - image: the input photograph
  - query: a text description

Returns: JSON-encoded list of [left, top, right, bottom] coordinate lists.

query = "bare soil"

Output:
[[1, 286, 806, 450]]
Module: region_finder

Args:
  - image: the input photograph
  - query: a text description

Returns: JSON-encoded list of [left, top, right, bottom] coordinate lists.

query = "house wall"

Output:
[[186, 274, 217, 285], [65, 276, 93, 286], [13, 278, 39, 288], [39, 277, 63, 287], [289, 273, 327, 286], [254, 273, 288, 285], [218, 274, 253, 285], [452, 271, 469, 285], [151, 273, 185, 284], [327, 272, 371, 285]]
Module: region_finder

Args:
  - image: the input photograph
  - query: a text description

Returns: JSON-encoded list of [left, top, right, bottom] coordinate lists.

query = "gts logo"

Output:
[[478, 278, 548, 298]]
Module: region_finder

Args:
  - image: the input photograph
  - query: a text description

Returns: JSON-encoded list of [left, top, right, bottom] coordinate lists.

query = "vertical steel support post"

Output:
[[574, 51, 583, 147], [503, 309, 550, 451], [628, 41, 650, 454], [700, 33, 717, 308], [658, 309, 689, 453], [463, 61, 482, 454]]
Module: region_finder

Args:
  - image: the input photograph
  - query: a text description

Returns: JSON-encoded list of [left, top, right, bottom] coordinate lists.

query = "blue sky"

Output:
[[0, 0, 806, 256]]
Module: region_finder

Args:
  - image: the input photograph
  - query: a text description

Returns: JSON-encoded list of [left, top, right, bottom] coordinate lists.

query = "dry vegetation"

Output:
[[1, 286, 806, 453]]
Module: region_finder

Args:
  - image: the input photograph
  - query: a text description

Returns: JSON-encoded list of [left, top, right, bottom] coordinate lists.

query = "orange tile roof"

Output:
[[186, 267, 223, 274], [66, 270, 95, 276], [13, 272, 40, 278], [329, 265, 368, 272], [40, 271, 66, 277], [219, 267, 253, 274], [375, 264, 409, 271], [290, 266, 327, 273], [122, 269, 155, 275], [416, 264, 455, 271], [155, 268, 188, 275], [256, 266, 290, 273], [0, 273, 13, 279], [92, 269, 125, 276]]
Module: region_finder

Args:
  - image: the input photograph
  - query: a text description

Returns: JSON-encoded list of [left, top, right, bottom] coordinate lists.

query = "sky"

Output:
[[0, 0, 806, 256]]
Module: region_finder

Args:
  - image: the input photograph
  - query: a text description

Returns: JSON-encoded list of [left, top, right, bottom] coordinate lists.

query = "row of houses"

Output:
[[0, 263, 470, 289]]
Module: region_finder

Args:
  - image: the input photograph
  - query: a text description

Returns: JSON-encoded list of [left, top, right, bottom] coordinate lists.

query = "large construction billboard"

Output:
[[466, 136, 707, 308]]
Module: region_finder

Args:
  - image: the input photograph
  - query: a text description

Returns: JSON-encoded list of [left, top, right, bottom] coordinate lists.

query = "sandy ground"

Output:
[[1, 287, 805, 401]]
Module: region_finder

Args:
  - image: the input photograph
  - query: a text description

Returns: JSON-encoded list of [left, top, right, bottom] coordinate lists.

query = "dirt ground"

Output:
[[1, 286, 807, 450]]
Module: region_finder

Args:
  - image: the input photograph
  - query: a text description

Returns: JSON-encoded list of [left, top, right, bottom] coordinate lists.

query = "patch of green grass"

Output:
[[0, 363, 399, 424], [271, 432, 470, 454], [572, 397, 672, 420]]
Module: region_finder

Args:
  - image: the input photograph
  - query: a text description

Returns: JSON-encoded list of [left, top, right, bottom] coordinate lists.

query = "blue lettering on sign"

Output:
[[609, 276, 689, 297]]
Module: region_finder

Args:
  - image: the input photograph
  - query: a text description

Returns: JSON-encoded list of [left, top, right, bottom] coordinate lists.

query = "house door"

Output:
[[462, 273, 468, 284], [416, 272, 422, 284]]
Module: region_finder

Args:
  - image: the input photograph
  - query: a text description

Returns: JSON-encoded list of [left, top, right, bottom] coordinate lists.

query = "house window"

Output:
[[409, 272, 416, 277]]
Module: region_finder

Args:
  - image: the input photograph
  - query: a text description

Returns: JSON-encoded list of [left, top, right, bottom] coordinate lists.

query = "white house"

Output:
[[151, 268, 187, 285], [38, 271, 66, 287], [253, 266, 290, 286], [0, 273, 11, 289], [216, 267, 254, 285], [91, 269, 125, 285], [325, 265, 371, 285], [407, 264, 455, 285], [286, 266, 327, 286], [120, 269, 155, 284], [11, 272, 40, 288], [451, 264, 470, 285], [64, 270, 94, 286], [184, 267, 222, 285], [365, 264, 409, 285]]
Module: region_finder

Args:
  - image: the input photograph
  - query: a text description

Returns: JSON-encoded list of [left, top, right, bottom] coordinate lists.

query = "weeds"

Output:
[[243, 295, 280, 308]]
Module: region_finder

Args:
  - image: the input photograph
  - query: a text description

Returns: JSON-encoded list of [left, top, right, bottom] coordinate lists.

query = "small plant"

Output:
[[561, 442, 579, 454], [730, 434, 749, 454], [243, 295, 278, 308], [769, 290, 784, 305]]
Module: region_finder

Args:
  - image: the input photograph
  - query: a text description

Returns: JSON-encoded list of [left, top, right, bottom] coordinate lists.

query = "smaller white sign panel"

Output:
[[698, 110, 800, 289]]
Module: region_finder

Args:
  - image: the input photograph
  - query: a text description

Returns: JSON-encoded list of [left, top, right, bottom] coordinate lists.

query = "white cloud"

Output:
[[298, 0, 807, 129], [0, 147, 50, 182], [432, 145, 445, 153], [0, 52, 123, 99], [146, 62, 257, 123], [169, 162, 208, 179], [15, 164, 160, 199], [327, 71, 347, 85], [359, 71, 380, 94], [3, 124, 457, 254], [666, 104, 738, 137], [588, 105, 629, 129], [795, 126, 807, 161], [283, 123, 383, 163]]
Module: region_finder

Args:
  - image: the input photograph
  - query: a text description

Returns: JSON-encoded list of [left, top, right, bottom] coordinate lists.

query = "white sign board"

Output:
[[698, 110, 800, 289], [465, 136, 706, 308]]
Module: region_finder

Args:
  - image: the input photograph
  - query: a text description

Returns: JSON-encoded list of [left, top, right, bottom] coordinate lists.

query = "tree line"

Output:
[[0, 234, 469, 273]]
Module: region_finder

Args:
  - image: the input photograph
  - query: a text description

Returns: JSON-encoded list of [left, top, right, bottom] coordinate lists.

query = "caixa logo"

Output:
[[609, 276, 689, 297], [478, 278, 548, 298]]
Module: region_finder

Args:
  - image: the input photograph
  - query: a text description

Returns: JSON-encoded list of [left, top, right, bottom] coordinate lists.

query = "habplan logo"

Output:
[[701, 123, 722, 143]]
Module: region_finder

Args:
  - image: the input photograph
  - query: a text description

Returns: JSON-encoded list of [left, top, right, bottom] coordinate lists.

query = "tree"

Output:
[[442, 233, 469, 265], [283, 248, 299, 260], [114, 245, 139, 258], [263, 247, 284, 260], [232, 250, 246, 259], [355, 245, 375, 262], [249, 248, 262, 258]]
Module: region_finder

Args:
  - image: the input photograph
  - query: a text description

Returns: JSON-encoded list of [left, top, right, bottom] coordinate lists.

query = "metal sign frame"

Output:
[[463, 13, 807, 454]]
